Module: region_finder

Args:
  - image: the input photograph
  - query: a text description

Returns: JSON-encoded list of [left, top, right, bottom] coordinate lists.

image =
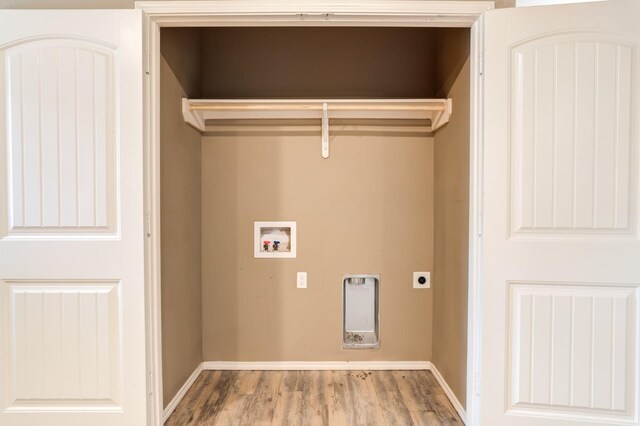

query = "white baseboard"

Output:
[[162, 362, 204, 423], [202, 360, 431, 370], [164, 361, 465, 424], [429, 363, 467, 424]]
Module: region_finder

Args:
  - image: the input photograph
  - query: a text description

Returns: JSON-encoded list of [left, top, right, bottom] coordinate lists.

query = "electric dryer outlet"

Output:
[[413, 272, 430, 289]]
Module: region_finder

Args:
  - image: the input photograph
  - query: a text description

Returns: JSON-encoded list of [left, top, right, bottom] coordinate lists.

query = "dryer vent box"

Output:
[[343, 274, 380, 349]]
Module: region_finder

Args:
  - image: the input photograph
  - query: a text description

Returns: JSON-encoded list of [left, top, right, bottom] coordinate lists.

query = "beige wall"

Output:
[[164, 26, 440, 99], [435, 28, 471, 98], [200, 27, 436, 99], [0, 0, 513, 9], [161, 28, 202, 98], [432, 57, 471, 407], [201, 131, 434, 361], [160, 56, 203, 407]]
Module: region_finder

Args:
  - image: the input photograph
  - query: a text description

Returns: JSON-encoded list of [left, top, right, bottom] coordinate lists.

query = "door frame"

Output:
[[136, 1, 492, 424]]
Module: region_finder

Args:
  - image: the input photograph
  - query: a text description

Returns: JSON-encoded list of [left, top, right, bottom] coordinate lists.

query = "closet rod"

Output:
[[189, 103, 445, 112]]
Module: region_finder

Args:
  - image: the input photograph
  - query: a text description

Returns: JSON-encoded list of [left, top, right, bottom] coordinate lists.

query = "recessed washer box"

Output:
[[253, 221, 297, 258]]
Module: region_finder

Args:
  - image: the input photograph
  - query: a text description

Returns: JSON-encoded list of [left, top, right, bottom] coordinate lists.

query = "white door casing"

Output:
[[483, 1, 640, 425], [137, 2, 492, 424], [0, 10, 146, 426]]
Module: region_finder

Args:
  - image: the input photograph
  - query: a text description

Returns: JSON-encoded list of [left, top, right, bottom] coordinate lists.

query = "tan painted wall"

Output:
[[0, 0, 513, 9], [161, 28, 202, 98], [163, 26, 439, 99], [435, 28, 471, 98], [200, 27, 436, 99], [432, 57, 471, 406], [201, 131, 434, 361], [160, 56, 203, 407]]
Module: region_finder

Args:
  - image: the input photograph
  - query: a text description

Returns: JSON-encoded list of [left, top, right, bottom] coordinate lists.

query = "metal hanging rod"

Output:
[[182, 98, 453, 159]]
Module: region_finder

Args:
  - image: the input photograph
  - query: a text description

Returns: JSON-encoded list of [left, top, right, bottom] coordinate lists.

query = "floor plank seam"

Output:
[[165, 369, 464, 425]]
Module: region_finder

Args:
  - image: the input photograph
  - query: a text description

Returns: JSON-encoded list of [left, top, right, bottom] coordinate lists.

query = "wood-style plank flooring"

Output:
[[165, 370, 463, 425]]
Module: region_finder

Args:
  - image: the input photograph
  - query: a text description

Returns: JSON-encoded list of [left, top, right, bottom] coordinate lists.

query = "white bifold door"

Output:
[[483, 0, 640, 425], [0, 11, 146, 426]]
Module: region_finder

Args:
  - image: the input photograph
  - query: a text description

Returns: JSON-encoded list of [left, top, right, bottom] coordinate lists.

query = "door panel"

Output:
[[510, 33, 635, 237], [0, 11, 145, 426], [508, 282, 635, 415], [483, 1, 640, 425], [7, 280, 121, 406], [3, 37, 117, 236]]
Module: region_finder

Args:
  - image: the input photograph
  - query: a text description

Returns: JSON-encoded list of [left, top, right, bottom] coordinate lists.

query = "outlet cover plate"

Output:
[[297, 272, 307, 288], [413, 272, 430, 289]]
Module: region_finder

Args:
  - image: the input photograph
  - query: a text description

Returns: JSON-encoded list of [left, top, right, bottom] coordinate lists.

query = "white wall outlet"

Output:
[[413, 272, 430, 289], [297, 272, 307, 288]]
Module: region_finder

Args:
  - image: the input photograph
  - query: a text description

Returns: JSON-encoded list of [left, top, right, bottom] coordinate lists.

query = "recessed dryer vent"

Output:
[[343, 274, 380, 349]]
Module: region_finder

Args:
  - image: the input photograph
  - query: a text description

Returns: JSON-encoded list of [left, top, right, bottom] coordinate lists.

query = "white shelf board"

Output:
[[182, 98, 452, 158], [182, 98, 452, 132]]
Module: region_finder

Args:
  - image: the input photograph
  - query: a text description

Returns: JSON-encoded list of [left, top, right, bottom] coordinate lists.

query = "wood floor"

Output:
[[165, 370, 463, 425]]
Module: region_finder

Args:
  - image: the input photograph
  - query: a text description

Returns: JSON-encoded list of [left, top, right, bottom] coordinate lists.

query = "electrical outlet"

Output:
[[297, 272, 307, 288], [413, 272, 430, 289]]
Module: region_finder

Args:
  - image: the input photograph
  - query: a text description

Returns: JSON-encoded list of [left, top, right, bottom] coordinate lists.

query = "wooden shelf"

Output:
[[182, 98, 452, 158]]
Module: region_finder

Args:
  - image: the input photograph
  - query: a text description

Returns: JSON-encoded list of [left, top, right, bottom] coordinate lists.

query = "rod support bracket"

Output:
[[321, 102, 329, 159]]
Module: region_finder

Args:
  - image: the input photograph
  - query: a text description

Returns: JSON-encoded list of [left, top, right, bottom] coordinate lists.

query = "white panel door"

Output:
[[483, 1, 640, 425], [0, 10, 145, 426]]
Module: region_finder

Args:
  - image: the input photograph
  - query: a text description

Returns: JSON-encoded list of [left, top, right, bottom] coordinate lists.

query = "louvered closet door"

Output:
[[482, 1, 640, 425], [0, 11, 145, 426]]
